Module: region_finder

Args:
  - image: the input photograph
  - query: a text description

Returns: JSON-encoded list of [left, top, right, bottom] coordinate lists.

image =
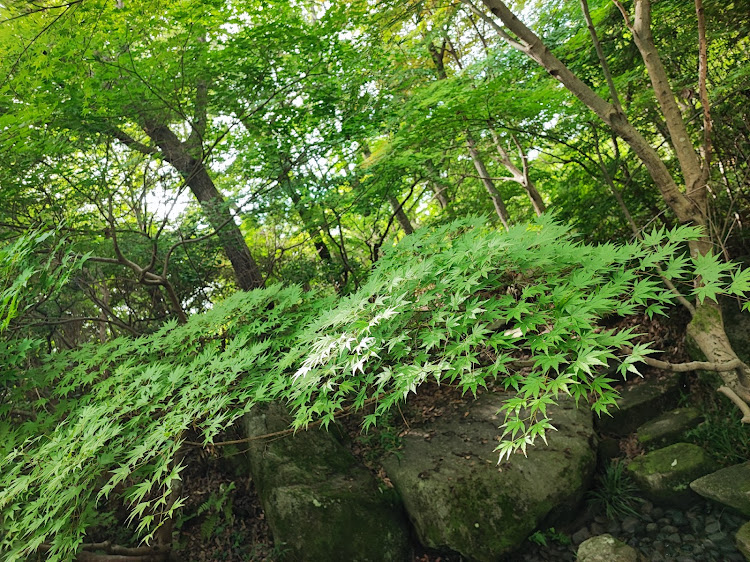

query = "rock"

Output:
[[243, 404, 410, 561], [627, 443, 717, 507], [735, 521, 750, 561], [572, 527, 592, 545], [621, 516, 640, 534], [636, 407, 703, 450], [577, 534, 643, 562], [382, 393, 596, 561], [690, 462, 750, 517], [596, 374, 682, 437]]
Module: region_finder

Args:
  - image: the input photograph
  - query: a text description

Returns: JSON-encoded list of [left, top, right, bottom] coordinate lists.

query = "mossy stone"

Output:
[[627, 442, 717, 507], [242, 404, 410, 561], [636, 407, 704, 450], [735, 520, 750, 561], [383, 393, 595, 561], [596, 375, 682, 437], [577, 534, 643, 562], [690, 462, 750, 517]]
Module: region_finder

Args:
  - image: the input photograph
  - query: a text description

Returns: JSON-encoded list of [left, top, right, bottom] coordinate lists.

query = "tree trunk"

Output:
[[475, 0, 702, 226], [466, 132, 510, 228], [425, 159, 451, 209], [143, 122, 264, 291], [429, 41, 511, 226], [387, 194, 415, 235], [488, 128, 546, 216]]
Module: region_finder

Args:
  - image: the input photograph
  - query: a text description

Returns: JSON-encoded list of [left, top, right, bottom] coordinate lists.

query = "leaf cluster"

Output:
[[1, 216, 748, 560]]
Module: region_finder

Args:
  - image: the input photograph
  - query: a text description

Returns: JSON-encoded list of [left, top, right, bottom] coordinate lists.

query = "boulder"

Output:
[[736, 521, 750, 561], [690, 462, 750, 517], [243, 404, 410, 562], [577, 534, 643, 562], [382, 392, 596, 561], [636, 407, 703, 450], [627, 442, 717, 507], [596, 374, 682, 437]]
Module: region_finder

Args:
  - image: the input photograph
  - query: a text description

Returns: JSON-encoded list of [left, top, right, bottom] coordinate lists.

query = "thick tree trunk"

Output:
[[143, 122, 264, 291]]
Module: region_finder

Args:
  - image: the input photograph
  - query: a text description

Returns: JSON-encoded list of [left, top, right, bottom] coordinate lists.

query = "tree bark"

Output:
[[387, 194, 415, 235], [142, 122, 264, 291]]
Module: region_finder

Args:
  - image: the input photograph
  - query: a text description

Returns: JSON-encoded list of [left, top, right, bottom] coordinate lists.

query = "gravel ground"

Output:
[[511, 499, 746, 562]]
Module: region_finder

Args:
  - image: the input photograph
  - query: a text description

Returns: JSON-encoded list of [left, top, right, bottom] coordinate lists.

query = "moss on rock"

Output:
[[242, 404, 410, 561], [382, 393, 595, 561], [627, 442, 717, 507]]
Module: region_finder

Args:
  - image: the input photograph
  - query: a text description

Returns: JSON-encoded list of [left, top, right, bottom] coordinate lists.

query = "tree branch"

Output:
[[110, 127, 159, 156], [717, 386, 750, 423], [622, 346, 741, 372]]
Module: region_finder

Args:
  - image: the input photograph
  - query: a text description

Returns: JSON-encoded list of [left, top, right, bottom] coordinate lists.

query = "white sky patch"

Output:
[[145, 185, 193, 222]]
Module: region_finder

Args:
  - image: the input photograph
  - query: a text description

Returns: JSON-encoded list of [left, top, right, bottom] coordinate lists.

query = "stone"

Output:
[[636, 407, 704, 450], [382, 393, 596, 561], [690, 462, 750, 517], [577, 534, 644, 562], [243, 404, 410, 561], [596, 374, 682, 437], [627, 442, 718, 507], [572, 527, 592, 545], [735, 522, 750, 562]]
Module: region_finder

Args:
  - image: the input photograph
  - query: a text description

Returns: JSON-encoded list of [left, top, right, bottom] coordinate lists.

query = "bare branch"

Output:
[[622, 346, 741, 372]]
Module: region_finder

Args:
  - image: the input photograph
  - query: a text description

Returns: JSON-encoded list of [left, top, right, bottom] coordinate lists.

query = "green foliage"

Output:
[[1, 217, 749, 560], [685, 385, 750, 466], [175, 482, 236, 541], [528, 527, 571, 547], [586, 460, 644, 520]]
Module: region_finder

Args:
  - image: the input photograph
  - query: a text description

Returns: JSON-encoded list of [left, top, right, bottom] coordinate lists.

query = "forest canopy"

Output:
[[1, 0, 749, 559]]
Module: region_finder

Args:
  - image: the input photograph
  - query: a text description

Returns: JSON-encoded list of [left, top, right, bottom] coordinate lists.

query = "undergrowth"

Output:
[[586, 459, 644, 520]]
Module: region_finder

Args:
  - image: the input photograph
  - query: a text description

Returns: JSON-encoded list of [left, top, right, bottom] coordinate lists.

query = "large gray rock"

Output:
[[597, 374, 682, 436], [577, 534, 643, 562], [636, 407, 703, 450], [382, 392, 596, 561], [690, 462, 750, 517], [627, 442, 717, 507], [243, 404, 410, 561]]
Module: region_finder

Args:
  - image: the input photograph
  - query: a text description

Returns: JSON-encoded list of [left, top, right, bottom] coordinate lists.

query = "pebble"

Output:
[[705, 520, 721, 534], [517, 499, 745, 561], [707, 531, 726, 542], [621, 516, 640, 533], [571, 527, 590, 545]]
